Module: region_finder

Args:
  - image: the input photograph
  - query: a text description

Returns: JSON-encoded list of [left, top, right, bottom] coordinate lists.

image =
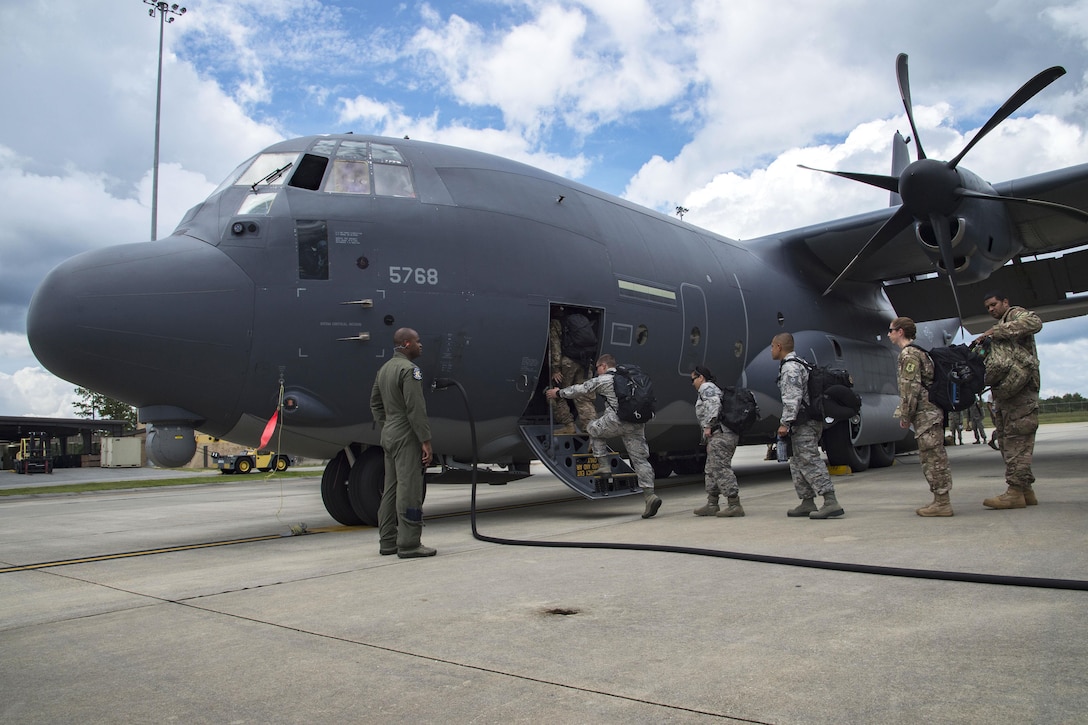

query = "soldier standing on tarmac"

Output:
[[771, 333, 844, 519], [370, 327, 436, 558], [547, 354, 661, 519], [974, 291, 1043, 509], [888, 317, 953, 516], [690, 365, 744, 517]]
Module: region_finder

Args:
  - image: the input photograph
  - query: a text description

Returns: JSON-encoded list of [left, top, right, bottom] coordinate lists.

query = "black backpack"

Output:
[[910, 343, 986, 412], [612, 364, 655, 423], [788, 358, 861, 424], [719, 386, 759, 434], [561, 313, 597, 364]]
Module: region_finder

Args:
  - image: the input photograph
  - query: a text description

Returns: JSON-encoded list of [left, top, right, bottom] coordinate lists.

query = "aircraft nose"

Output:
[[27, 237, 255, 430]]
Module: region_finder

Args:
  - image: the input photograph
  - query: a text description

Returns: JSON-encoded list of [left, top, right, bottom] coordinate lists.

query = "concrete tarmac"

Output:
[[1, 423, 1086, 724]]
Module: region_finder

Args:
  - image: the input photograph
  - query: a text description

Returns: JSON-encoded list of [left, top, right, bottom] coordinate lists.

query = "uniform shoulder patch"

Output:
[[904, 359, 918, 375], [412, 366, 423, 381]]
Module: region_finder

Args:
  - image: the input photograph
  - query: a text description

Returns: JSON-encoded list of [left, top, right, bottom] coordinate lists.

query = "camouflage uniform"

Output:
[[370, 351, 431, 551], [990, 306, 1042, 493], [558, 369, 655, 492], [895, 345, 951, 495], [695, 380, 739, 498], [948, 410, 963, 444], [967, 402, 986, 443], [777, 353, 835, 499], [549, 318, 597, 427]]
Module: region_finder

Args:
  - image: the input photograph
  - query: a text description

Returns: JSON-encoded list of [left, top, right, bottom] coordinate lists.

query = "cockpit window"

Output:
[[321, 140, 416, 198], [236, 152, 299, 188], [371, 143, 404, 164], [311, 139, 338, 156], [374, 164, 415, 197], [237, 191, 277, 216]]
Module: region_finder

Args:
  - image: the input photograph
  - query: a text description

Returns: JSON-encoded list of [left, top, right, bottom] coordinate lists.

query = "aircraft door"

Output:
[[678, 283, 708, 375]]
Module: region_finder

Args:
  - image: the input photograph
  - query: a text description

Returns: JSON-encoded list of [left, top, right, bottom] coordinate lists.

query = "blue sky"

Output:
[[3, 0, 1088, 416]]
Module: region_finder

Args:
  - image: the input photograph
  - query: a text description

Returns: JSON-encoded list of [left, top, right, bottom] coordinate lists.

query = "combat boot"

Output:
[[397, 545, 437, 559], [787, 498, 817, 517], [809, 492, 844, 519], [916, 492, 953, 517], [553, 422, 576, 435], [694, 494, 720, 516], [716, 495, 745, 517], [983, 486, 1026, 509], [642, 490, 663, 519], [1023, 487, 1039, 506]]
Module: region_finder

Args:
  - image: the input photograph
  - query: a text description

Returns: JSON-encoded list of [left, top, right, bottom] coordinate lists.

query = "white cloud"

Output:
[[0, 367, 77, 418], [4, 0, 1088, 419]]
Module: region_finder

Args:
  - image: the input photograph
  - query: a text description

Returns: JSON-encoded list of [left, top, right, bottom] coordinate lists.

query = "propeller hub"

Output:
[[898, 159, 960, 218]]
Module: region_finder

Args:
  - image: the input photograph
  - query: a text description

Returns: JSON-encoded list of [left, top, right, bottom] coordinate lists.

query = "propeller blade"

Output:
[[948, 66, 1066, 169], [955, 187, 1088, 222], [823, 205, 914, 296], [798, 165, 901, 194], [929, 213, 965, 331], [896, 53, 926, 161]]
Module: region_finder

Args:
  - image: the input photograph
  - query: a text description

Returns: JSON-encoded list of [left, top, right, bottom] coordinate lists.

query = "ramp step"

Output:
[[518, 424, 642, 499]]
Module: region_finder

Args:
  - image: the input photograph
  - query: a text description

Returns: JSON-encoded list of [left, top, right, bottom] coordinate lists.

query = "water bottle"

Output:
[[776, 435, 789, 462]]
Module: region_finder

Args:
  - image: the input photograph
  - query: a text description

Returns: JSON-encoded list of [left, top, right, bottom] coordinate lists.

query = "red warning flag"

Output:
[[258, 410, 279, 449]]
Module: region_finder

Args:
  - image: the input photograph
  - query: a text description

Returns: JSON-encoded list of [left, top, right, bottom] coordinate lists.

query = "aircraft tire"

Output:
[[348, 450, 384, 528], [823, 422, 870, 472], [869, 441, 896, 468], [320, 451, 363, 526]]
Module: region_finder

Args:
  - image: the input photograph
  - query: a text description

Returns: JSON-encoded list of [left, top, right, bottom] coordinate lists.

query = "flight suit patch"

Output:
[[904, 360, 917, 376], [412, 366, 422, 381]]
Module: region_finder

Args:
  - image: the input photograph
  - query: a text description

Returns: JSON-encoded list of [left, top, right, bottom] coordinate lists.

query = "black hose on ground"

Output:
[[434, 378, 1088, 592]]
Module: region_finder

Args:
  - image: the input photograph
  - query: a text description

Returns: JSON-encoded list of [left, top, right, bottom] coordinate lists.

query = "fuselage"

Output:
[[28, 134, 909, 467]]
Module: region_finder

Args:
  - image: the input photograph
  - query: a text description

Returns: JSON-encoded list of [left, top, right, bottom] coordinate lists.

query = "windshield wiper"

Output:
[[251, 162, 294, 192]]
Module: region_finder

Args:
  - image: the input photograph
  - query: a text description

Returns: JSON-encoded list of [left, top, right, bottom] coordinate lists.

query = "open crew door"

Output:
[[516, 303, 641, 499]]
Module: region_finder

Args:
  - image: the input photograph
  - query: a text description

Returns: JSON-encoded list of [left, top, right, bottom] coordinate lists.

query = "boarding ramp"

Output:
[[519, 424, 642, 499]]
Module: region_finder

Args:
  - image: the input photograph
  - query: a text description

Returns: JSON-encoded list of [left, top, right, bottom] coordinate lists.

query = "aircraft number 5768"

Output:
[[388, 267, 439, 285]]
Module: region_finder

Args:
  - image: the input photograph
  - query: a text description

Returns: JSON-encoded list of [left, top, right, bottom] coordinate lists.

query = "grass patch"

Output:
[[0, 469, 319, 497], [1039, 411, 1088, 424]]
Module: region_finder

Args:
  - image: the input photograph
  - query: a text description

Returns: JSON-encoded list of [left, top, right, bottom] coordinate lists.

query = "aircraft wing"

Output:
[[774, 162, 1088, 331]]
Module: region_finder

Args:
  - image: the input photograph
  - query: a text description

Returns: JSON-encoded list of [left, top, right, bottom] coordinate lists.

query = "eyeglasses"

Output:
[[888, 328, 898, 333]]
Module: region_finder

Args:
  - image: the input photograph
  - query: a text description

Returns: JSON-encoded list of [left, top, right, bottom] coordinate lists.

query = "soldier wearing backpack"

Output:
[[973, 291, 1043, 509], [548, 308, 598, 435], [771, 333, 844, 519], [690, 365, 744, 518], [546, 354, 661, 518], [889, 317, 954, 516]]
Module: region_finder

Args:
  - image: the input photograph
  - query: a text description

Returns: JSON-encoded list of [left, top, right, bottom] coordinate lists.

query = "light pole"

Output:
[[143, 1, 186, 241]]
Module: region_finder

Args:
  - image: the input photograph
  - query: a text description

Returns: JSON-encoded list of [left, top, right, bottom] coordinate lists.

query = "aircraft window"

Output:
[[370, 144, 405, 164], [329, 160, 371, 194], [637, 325, 649, 345], [289, 153, 329, 191], [311, 139, 338, 156], [212, 155, 256, 196], [236, 152, 299, 187], [297, 220, 329, 280], [336, 140, 370, 161], [690, 327, 701, 346], [374, 163, 416, 197], [237, 191, 276, 216]]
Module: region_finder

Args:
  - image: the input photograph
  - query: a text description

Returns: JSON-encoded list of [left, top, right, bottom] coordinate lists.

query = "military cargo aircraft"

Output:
[[26, 55, 1088, 525]]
